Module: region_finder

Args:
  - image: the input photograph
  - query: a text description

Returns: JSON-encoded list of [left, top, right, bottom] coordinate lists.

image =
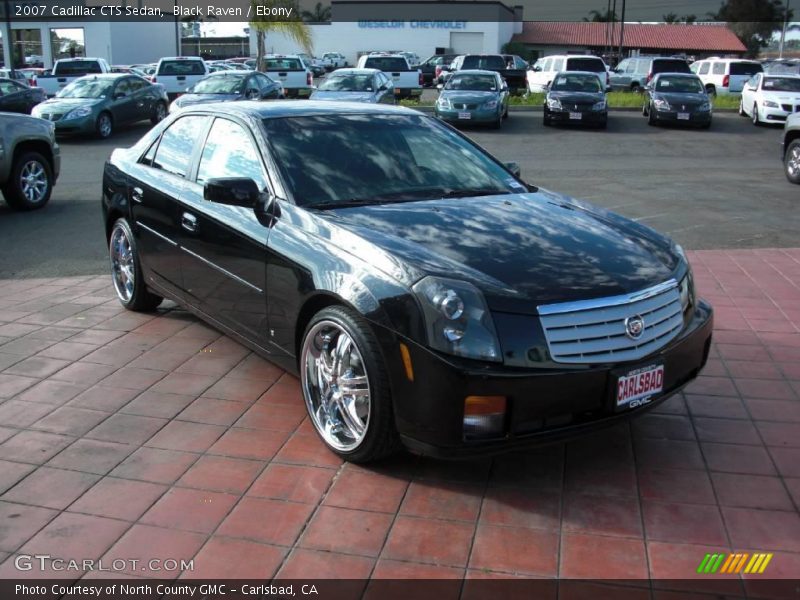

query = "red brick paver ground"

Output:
[[0, 249, 799, 584]]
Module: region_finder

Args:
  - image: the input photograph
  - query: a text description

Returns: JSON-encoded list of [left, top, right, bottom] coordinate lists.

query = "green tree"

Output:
[[708, 0, 790, 57], [301, 2, 331, 23], [663, 13, 697, 23], [583, 8, 616, 22], [249, 0, 313, 71]]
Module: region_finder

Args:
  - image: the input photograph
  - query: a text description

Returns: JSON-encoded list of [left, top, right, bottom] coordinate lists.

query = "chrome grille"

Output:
[[538, 280, 683, 364]]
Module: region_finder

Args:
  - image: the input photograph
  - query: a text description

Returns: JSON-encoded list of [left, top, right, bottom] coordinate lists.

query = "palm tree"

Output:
[[583, 8, 615, 22], [301, 2, 331, 23], [249, 0, 313, 71]]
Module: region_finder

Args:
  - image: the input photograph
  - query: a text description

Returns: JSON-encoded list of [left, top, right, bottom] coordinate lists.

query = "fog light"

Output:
[[463, 395, 507, 440]]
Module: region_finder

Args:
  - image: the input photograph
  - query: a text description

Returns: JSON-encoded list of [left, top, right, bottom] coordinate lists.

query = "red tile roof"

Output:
[[511, 22, 746, 53]]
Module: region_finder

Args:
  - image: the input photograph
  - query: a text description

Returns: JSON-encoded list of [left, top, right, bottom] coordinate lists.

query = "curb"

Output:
[[409, 105, 738, 114]]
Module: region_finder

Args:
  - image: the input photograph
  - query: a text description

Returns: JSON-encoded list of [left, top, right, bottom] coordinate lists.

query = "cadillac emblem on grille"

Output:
[[624, 315, 645, 340]]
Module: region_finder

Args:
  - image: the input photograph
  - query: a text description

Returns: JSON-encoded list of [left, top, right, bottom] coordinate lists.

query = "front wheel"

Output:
[[1, 152, 53, 211], [785, 139, 800, 184], [300, 306, 401, 462], [109, 218, 163, 311], [752, 103, 761, 126], [96, 112, 113, 138], [648, 104, 657, 126], [739, 98, 746, 116]]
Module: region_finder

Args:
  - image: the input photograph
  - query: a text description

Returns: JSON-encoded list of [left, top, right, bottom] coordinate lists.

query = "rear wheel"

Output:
[[738, 98, 746, 116], [109, 218, 163, 312], [752, 103, 761, 126], [784, 139, 800, 184], [300, 306, 401, 462], [631, 83, 641, 94], [705, 85, 716, 98]]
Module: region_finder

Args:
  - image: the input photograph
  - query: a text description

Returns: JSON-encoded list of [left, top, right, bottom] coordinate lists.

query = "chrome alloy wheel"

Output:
[[787, 145, 800, 178], [98, 114, 112, 137], [19, 160, 48, 205], [155, 103, 167, 122], [110, 223, 135, 303], [301, 320, 371, 452]]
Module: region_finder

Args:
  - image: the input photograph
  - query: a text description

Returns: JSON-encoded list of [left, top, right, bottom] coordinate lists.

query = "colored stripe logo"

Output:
[[697, 552, 773, 574]]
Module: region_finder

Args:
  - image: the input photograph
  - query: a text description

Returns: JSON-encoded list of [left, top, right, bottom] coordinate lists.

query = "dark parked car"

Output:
[[1, 113, 60, 210], [31, 74, 168, 138], [0, 77, 45, 114], [170, 71, 283, 113], [102, 102, 713, 462], [543, 71, 607, 128], [418, 54, 457, 87], [642, 73, 712, 128]]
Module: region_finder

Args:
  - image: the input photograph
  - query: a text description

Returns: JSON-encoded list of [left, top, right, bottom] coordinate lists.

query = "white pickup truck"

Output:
[[36, 58, 111, 98], [153, 57, 209, 100], [356, 54, 422, 99], [262, 55, 313, 98]]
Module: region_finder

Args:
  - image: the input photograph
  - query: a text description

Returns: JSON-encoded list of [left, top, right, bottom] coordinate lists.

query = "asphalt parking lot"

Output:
[[0, 110, 797, 280]]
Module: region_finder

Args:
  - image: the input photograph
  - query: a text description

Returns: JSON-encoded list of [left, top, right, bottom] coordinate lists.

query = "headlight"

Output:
[[699, 101, 711, 111], [592, 100, 607, 111], [437, 96, 451, 109], [763, 100, 779, 108], [547, 97, 562, 110], [66, 105, 92, 119], [679, 272, 694, 314], [412, 276, 502, 362], [654, 98, 671, 111], [484, 100, 498, 109]]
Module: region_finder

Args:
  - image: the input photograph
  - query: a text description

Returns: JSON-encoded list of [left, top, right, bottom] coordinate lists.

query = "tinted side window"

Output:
[[542, 58, 552, 71], [0, 80, 23, 94], [698, 62, 710, 75], [364, 57, 407, 71], [730, 62, 762, 76], [129, 78, 149, 91], [712, 62, 725, 75], [635, 59, 649, 74], [153, 115, 208, 178], [567, 58, 604, 72], [196, 119, 265, 186], [652, 59, 690, 74], [159, 60, 206, 76]]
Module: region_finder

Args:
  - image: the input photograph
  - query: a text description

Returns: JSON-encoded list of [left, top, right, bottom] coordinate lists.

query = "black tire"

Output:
[[700, 119, 712, 130], [631, 83, 641, 94], [491, 113, 502, 129], [784, 139, 800, 184], [648, 104, 657, 126], [1, 151, 53, 211], [96, 111, 113, 139], [752, 103, 761, 126], [503, 105, 509, 119], [642, 103, 648, 117], [738, 98, 746, 117], [705, 85, 716, 98], [300, 305, 402, 463], [108, 218, 163, 312], [151, 102, 167, 125]]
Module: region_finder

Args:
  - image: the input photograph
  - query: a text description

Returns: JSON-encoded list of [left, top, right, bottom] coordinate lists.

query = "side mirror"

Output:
[[533, 66, 542, 72], [504, 162, 521, 177], [204, 177, 266, 208]]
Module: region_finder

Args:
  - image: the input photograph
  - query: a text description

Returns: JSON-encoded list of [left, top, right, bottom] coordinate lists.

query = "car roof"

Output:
[[328, 68, 381, 75], [542, 55, 603, 60], [181, 100, 421, 120], [449, 69, 499, 76]]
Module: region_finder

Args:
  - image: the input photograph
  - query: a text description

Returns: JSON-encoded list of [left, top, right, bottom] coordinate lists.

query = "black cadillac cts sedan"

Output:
[[102, 102, 713, 462]]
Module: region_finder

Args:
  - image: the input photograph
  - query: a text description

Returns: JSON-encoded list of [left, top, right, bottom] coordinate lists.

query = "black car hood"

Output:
[[654, 92, 706, 106], [548, 90, 604, 103], [315, 190, 679, 314]]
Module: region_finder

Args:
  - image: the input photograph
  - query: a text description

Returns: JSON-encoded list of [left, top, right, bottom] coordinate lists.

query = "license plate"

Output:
[[615, 363, 664, 410], [569, 112, 582, 120], [677, 112, 690, 120], [458, 112, 472, 120]]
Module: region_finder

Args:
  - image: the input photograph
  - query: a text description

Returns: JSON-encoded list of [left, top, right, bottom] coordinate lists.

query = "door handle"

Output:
[[132, 187, 143, 203], [181, 212, 198, 233]]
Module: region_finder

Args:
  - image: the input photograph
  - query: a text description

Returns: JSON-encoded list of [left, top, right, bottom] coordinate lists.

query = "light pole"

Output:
[[779, 0, 791, 59]]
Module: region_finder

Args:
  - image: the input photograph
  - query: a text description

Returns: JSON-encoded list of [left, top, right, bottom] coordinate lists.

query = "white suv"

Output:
[[527, 55, 608, 93], [691, 58, 763, 95]]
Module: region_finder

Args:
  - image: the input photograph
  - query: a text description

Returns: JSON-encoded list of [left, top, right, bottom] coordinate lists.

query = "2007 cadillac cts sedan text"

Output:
[[102, 102, 713, 462]]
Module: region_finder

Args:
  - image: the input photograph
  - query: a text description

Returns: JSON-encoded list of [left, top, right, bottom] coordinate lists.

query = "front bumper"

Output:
[[436, 106, 500, 123], [652, 108, 712, 125], [51, 114, 97, 135], [385, 300, 713, 458], [761, 106, 798, 122], [545, 107, 607, 124]]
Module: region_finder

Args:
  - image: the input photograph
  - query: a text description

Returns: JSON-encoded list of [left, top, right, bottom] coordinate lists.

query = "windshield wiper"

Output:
[[304, 188, 516, 210]]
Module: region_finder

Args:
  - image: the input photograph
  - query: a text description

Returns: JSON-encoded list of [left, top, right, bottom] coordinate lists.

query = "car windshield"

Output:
[[550, 74, 602, 92], [264, 58, 303, 70], [192, 75, 244, 94], [159, 60, 205, 75], [462, 56, 505, 70], [57, 78, 113, 98], [655, 76, 703, 93], [263, 114, 520, 208], [445, 74, 497, 91], [763, 77, 800, 91], [55, 60, 103, 75], [318, 74, 374, 91], [364, 57, 407, 71]]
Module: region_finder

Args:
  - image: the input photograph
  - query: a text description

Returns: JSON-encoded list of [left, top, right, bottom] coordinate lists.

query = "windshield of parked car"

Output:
[[462, 56, 505, 70], [655, 76, 704, 93], [318, 74, 374, 91], [158, 60, 205, 76], [264, 58, 303, 70], [550, 74, 602, 92], [263, 114, 521, 208], [364, 57, 408, 71], [55, 60, 103, 75], [57, 78, 113, 98], [762, 77, 800, 92], [191, 75, 245, 94], [445, 74, 497, 91]]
